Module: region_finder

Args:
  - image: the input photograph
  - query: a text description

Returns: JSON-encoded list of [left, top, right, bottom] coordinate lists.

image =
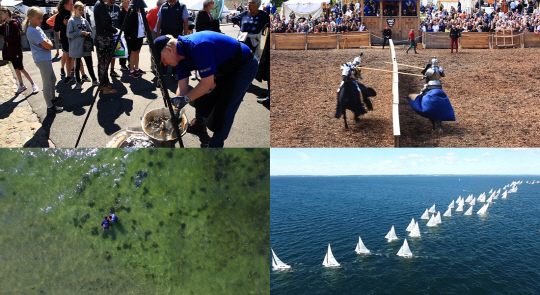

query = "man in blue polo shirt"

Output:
[[153, 31, 258, 147]]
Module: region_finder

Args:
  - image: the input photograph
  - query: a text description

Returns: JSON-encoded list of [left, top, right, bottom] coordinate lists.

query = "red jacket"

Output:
[[0, 19, 23, 61], [147, 6, 160, 31], [408, 30, 415, 41]]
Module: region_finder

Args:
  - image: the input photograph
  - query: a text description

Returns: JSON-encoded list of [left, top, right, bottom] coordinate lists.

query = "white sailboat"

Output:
[[428, 204, 436, 213], [501, 191, 508, 199], [385, 225, 399, 241], [322, 244, 340, 267], [448, 200, 455, 209], [465, 194, 473, 203], [470, 197, 476, 206], [409, 222, 421, 237], [272, 248, 291, 270], [464, 205, 473, 216], [355, 236, 371, 254], [435, 211, 442, 224], [486, 195, 493, 204], [443, 207, 452, 217], [421, 209, 430, 220], [456, 203, 464, 212], [426, 214, 437, 227], [396, 239, 413, 257], [477, 203, 489, 215], [406, 218, 416, 232], [497, 188, 501, 194], [478, 192, 486, 202], [489, 188, 493, 194]]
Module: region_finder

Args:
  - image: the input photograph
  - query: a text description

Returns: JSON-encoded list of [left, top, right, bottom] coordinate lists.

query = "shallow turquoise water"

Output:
[[0, 148, 269, 294]]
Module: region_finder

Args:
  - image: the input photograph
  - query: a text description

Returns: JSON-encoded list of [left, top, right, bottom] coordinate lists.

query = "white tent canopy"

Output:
[[281, 0, 329, 21]]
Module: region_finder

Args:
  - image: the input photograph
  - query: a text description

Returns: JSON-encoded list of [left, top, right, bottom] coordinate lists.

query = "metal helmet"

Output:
[[353, 56, 362, 66], [431, 58, 439, 67]]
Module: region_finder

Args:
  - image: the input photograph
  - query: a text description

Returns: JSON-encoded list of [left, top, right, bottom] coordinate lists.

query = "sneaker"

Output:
[[47, 106, 64, 114], [120, 65, 129, 71], [188, 118, 207, 133], [110, 70, 120, 78], [32, 83, 39, 94], [82, 75, 91, 82], [129, 71, 141, 78], [51, 96, 63, 105], [75, 82, 82, 90], [136, 69, 146, 75], [92, 80, 99, 86], [64, 77, 72, 84], [60, 68, 66, 76], [15, 85, 27, 94], [257, 96, 270, 104]]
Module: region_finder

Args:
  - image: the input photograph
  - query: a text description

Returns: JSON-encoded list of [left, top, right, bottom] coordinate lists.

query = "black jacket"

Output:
[[94, 0, 117, 37], [123, 9, 142, 39], [449, 27, 461, 39], [195, 10, 221, 32], [383, 28, 392, 38]]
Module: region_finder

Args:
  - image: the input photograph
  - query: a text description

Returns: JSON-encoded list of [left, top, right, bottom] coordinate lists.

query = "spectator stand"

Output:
[[364, 0, 421, 43]]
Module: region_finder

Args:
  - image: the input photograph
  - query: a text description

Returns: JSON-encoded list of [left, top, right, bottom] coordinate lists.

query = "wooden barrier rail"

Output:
[[272, 32, 371, 50], [422, 32, 540, 49]]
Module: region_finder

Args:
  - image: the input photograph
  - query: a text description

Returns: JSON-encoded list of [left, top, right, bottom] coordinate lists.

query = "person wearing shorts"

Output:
[[124, 7, 146, 78]]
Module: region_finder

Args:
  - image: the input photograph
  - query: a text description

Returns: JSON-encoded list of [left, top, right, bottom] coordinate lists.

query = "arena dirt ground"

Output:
[[270, 47, 540, 147]]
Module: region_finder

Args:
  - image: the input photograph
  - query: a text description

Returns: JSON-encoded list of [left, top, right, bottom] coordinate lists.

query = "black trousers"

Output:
[[382, 37, 390, 48]]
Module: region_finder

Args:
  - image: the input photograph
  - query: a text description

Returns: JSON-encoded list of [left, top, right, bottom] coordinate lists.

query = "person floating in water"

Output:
[[102, 216, 111, 230], [109, 214, 117, 222]]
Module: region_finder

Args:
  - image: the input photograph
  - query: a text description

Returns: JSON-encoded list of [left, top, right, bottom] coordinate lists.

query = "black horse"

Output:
[[334, 79, 376, 129]]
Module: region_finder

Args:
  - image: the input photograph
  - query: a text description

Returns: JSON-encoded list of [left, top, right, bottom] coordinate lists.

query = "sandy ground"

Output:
[[270, 47, 540, 147]]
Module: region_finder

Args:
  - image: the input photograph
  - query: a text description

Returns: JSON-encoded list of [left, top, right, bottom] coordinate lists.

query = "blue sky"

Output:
[[271, 148, 540, 175]]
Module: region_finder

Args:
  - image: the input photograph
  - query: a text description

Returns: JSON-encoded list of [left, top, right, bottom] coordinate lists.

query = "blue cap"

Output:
[[153, 35, 171, 65]]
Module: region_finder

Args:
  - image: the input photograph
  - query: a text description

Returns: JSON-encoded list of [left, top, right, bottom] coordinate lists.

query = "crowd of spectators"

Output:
[[270, 0, 540, 34]]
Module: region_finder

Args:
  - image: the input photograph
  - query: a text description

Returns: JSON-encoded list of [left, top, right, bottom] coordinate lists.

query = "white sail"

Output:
[[435, 211, 442, 224], [409, 222, 421, 237], [426, 214, 437, 227], [478, 192, 486, 202], [493, 192, 498, 199], [470, 197, 476, 206], [456, 203, 464, 212], [464, 205, 473, 215], [486, 195, 493, 204], [448, 200, 455, 209], [385, 225, 398, 241], [464, 195, 472, 203], [406, 218, 416, 232], [428, 204, 436, 213], [322, 244, 340, 267], [272, 248, 291, 270], [397, 239, 413, 257], [443, 207, 452, 217], [501, 191, 508, 199], [489, 189, 493, 194], [421, 209, 430, 219], [355, 236, 370, 254], [477, 203, 489, 215], [497, 188, 501, 194]]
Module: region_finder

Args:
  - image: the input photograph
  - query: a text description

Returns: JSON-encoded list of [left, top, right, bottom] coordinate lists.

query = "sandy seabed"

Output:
[[270, 47, 540, 147]]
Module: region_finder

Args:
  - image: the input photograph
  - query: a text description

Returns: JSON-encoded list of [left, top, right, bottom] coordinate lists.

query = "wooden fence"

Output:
[[272, 32, 371, 50]]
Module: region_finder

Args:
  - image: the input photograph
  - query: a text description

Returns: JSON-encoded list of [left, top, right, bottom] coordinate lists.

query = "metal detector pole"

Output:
[[139, 8, 185, 148], [75, 5, 132, 147]]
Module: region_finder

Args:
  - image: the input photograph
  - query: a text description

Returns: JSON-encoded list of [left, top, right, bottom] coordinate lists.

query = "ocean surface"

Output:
[[271, 176, 540, 295], [0, 148, 269, 294]]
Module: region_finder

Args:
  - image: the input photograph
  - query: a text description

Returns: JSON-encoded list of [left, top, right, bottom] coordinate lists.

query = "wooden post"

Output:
[[305, 33, 307, 50], [336, 34, 340, 49]]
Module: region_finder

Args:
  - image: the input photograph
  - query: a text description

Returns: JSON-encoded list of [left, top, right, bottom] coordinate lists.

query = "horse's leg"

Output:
[[344, 111, 348, 129]]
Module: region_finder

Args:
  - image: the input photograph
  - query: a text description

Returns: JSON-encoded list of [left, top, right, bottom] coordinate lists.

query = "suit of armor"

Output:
[[421, 59, 445, 95]]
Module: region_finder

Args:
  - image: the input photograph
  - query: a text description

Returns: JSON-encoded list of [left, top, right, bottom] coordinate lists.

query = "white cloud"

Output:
[[295, 151, 310, 161], [464, 158, 479, 162], [399, 154, 423, 159], [383, 160, 392, 165], [447, 152, 456, 156], [412, 162, 417, 166], [483, 152, 489, 157]]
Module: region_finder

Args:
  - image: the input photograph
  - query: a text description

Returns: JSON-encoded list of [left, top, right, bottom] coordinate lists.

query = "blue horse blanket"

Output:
[[407, 89, 455, 121]]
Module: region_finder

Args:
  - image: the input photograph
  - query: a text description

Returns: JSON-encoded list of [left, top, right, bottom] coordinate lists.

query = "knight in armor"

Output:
[[407, 58, 455, 131], [420, 58, 445, 95], [334, 54, 377, 129]]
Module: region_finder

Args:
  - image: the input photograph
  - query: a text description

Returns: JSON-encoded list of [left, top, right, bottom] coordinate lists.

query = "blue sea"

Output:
[[270, 176, 540, 295]]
